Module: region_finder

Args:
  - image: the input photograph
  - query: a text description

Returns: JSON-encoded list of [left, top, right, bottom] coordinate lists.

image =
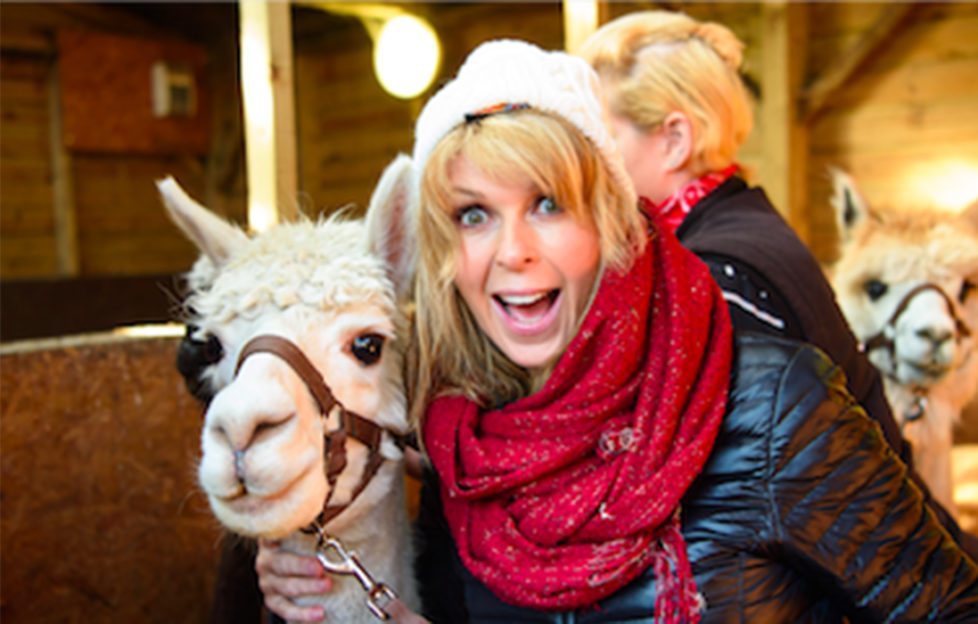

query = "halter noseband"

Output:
[[235, 334, 405, 528], [861, 282, 972, 424], [862, 282, 972, 356]]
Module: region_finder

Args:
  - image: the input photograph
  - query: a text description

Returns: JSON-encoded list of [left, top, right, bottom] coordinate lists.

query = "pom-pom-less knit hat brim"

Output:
[[411, 39, 636, 208]]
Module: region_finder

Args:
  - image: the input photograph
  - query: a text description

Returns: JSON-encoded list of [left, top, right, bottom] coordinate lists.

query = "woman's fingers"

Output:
[[255, 538, 333, 621], [256, 539, 328, 582], [264, 593, 326, 623]]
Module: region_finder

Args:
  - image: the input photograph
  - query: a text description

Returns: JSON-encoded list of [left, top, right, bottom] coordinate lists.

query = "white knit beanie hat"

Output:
[[411, 39, 636, 207]]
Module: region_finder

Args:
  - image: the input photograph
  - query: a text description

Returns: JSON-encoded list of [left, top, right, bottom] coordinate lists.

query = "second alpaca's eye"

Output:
[[864, 279, 888, 301], [352, 334, 385, 366], [959, 279, 976, 303]]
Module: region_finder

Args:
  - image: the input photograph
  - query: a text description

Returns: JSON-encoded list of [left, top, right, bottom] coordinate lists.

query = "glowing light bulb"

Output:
[[373, 15, 440, 99], [916, 160, 978, 213]]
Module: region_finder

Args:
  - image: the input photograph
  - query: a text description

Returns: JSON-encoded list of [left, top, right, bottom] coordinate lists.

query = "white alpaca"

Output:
[[158, 156, 419, 623], [828, 168, 978, 518]]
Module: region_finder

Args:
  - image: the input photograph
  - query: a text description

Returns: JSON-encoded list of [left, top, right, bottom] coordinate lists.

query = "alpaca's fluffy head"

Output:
[[158, 158, 414, 539], [186, 217, 391, 324], [183, 215, 405, 395], [828, 168, 978, 410], [189, 218, 408, 537]]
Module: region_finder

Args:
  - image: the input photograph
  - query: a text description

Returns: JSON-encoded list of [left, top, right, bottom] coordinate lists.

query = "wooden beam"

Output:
[[759, 1, 809, 241], [238, 0, 298, 230], [800, 3, 918, 122], [47, 59, 79, 276], [562, 0, 607, 54]]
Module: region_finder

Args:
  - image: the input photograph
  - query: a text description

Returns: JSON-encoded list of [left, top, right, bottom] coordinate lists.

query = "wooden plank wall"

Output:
[[1, 48, 58, 276], [0, 3, 245, 281], [57, 29, 210, 154], [2, 2, 976, 285], [292, 2, 566, 215], [293, 12, 411, 214], [806, 1, 978, 262]]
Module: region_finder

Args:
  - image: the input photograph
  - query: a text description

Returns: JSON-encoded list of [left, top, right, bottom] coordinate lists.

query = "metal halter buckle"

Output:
[[314, 528, 398, 621]]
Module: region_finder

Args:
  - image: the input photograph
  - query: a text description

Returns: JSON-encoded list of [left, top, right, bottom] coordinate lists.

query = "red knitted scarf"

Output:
[[645, 164, 739, 233], [423, 220, 733, 621]]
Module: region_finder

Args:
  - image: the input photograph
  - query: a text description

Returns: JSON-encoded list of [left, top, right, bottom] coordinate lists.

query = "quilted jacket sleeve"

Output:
[[763, 338, 978, 621]]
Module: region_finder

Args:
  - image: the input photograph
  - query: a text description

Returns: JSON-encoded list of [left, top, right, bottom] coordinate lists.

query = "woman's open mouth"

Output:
[[493, 290, 560, 332]]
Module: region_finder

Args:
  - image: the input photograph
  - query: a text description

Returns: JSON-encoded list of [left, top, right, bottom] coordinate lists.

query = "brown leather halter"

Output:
[[236, 335, 426, 622], [862, 282, 972, 357], [235, 334, 406, 528], [861, 282, 973, 423]]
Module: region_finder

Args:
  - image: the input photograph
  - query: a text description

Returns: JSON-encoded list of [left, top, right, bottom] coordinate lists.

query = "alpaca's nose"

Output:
[[916, 326, 953, 349], [234, 449, 246, 482], [205, 374, 295, 453]]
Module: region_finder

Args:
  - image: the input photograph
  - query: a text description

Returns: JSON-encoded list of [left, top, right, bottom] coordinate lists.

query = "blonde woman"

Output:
[[579, 10, 977, 556], [256, 40, 977, 623]]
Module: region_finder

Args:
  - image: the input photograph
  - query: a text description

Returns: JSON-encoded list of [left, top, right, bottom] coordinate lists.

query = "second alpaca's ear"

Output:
[[828, 166, 874, 243], [366, 154, 416, 299]]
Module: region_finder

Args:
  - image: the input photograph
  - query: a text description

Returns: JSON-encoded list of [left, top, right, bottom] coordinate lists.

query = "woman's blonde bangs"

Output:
[[431, 112, 593, 220], [422, 110, 638, 267]]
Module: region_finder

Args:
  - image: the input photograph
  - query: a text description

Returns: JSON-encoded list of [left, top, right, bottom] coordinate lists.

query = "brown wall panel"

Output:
[[0, 336, 223, 623], [57, 29, 210, 154]]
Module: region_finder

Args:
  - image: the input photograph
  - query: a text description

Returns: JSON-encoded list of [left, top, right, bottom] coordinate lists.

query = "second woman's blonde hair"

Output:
[[578, 11, 753, 176], [409, 109, 646, 423]]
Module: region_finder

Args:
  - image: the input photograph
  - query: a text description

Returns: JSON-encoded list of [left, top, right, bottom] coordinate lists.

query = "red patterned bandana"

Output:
[[423, 218, 733, 621], [646, 165, 739, 233]]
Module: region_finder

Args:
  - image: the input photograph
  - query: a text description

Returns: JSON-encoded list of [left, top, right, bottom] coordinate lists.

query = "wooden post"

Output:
[[48, 60, 79, 276], [562, 0, 607, 54], [238, 0, 298, 230], [758, 1, 809, 242]]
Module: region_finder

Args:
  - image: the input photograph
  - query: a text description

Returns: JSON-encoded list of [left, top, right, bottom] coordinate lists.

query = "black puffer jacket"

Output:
[[676, 176, 977, 556], [685, 333, 976, 622], [417, 333, 978, 623]]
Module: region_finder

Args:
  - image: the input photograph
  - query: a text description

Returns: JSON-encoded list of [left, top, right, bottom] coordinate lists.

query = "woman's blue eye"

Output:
[[535, 196, 560, 214], [457, 205, 489, 227]]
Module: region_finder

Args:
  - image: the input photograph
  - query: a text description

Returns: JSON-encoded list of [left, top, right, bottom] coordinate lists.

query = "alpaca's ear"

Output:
[[828, 166, 873, 242], [365, 154, 415, 299], [157, 176, 247, 266]]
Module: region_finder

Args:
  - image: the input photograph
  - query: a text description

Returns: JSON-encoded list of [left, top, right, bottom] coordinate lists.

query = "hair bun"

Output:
[[693, 22, 744, 71]]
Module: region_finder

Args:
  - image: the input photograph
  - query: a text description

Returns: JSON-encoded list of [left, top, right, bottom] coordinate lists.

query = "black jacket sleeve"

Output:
[[764, 338, 977, 621]]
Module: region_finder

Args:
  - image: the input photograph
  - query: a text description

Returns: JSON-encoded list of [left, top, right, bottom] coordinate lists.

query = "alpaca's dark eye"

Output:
[[204, 333, 223, 363], [960, 279, 977, 303], [864, 279, 888, 301], [351, 334, 385, 366], [176, 325, 224, 404]]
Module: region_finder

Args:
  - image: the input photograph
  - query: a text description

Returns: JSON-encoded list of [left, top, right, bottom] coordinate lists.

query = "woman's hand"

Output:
[[255, 538, 332, 622]]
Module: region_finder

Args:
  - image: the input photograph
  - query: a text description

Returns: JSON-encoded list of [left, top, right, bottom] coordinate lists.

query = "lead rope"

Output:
[[312, 525, 429, 623], [236, 334, 428, 623]]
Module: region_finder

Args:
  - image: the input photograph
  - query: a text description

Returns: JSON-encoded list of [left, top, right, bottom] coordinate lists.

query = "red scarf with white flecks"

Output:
[[646, 165, 739, 233], [423, 216, 733, 621]]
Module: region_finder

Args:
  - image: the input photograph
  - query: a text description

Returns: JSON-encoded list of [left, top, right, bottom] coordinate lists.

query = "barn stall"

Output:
[[2, 2, 977, 622]]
